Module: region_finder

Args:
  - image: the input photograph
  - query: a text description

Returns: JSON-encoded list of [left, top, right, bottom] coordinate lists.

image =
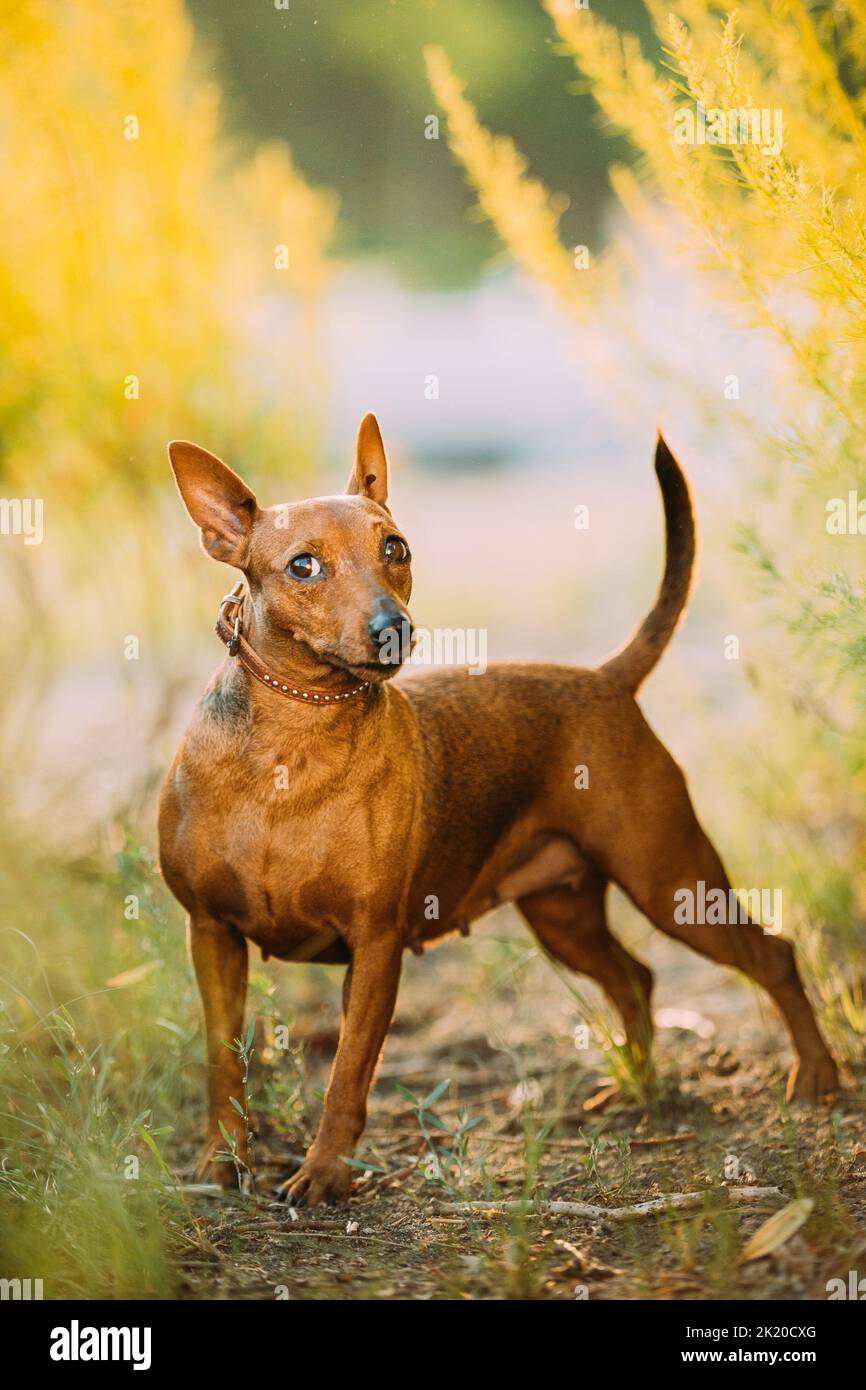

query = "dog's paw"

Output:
[[276, 1153, 353, 1207], [786, 1053, 840, 1104]]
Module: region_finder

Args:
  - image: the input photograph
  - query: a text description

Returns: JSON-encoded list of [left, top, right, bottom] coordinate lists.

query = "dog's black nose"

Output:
[[368, 607, 412, 662]]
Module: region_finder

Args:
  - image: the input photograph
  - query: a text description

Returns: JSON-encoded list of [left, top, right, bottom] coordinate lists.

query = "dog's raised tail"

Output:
[[601, 433, 696, 694]]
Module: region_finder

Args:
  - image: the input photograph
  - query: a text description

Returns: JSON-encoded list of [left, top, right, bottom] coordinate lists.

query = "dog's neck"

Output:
[[219, 583, 389, 717]]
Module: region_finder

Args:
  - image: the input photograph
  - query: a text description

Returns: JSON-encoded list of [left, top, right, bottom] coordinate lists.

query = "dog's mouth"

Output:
[[306, 619, 414, 684], [324, 652, 407, 683]]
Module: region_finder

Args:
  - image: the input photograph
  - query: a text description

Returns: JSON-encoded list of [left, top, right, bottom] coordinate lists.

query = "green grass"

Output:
[[0, 832, 199, 1297]]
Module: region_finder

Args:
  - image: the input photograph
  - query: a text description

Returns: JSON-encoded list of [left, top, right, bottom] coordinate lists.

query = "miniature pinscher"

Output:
[[158, 414, 839, 1204]]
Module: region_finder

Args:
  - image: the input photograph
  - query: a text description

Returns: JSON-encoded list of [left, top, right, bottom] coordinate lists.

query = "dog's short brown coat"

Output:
[[159, 415, 838, 1204]]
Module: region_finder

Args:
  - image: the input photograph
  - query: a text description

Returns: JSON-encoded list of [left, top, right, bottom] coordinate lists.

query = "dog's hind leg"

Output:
[[519, 876, 654, 1069], [602, 760, 839, 1102]]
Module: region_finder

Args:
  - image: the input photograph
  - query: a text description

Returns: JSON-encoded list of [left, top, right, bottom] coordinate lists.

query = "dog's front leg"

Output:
[[189, 909, 249, 1187], [281, 935, 403, 1206]]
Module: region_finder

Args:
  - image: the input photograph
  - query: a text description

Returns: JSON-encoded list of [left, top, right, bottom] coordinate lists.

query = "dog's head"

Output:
[[168, 414, 413, 681]]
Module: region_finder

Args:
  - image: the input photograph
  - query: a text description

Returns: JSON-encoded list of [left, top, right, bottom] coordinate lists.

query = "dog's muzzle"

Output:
[[368, 608, 413, 665]]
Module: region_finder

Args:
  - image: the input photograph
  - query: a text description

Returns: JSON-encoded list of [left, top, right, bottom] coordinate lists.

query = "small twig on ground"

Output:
[[439, 1186, 783, 1222], [266, 1231, 406, 1248], [233, 1218, 349, 1233], [166, 1182, 241, 1198], [630, 1132, 697, 1147], [462, 1130, 696, 1149]]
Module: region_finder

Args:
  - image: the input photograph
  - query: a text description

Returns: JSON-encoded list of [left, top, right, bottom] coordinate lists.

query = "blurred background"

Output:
[[1, 0, 864, 1296]]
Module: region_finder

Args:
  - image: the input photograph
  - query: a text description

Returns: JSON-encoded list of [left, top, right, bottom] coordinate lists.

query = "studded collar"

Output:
[[215, 582, 372, 706]]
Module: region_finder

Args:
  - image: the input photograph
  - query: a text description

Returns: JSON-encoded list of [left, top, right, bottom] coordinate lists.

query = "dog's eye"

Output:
[[287, 553, 322, 580], [384, 536, 410, 564]]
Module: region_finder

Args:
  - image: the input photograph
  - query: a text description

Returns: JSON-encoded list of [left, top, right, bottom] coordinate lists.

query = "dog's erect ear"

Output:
[[346, 413, 389, 506], [168, 441, 258, 567]]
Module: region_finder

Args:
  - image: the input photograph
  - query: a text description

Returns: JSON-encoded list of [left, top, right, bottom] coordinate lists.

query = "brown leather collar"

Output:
[[215, 582, 371, 706]]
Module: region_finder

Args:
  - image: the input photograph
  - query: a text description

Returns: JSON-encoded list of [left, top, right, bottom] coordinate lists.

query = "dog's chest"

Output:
[[166, 731, 411, 955]]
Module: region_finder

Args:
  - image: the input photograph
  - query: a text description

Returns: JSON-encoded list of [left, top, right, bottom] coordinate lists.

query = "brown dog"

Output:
[[158, 414, 839, 1204]]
